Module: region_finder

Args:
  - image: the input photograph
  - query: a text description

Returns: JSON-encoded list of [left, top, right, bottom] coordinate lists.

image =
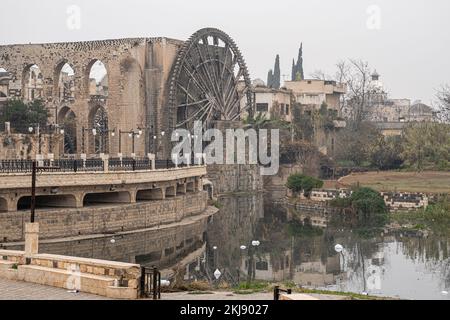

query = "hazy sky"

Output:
[[1, 0, 449, 105]]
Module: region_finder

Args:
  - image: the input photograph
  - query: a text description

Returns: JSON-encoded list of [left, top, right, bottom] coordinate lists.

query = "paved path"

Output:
[[0, 278, 108, 300], [163, 291, 351, 300], [163, 291, 274, 300]]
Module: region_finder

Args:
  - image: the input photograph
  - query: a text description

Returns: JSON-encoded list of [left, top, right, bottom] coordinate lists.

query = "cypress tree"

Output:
[[296, 43, 304, 80], [291, 59, 296, 81], [273, 54, 281, 89], [267, 69, 273, 88]]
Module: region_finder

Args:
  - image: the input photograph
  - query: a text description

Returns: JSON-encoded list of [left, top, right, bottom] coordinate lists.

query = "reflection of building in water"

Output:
[[8, 215, 210, 280], [240, 250, 292, 282], [293, 211, 329, 228], [293, 255, 341, 287]]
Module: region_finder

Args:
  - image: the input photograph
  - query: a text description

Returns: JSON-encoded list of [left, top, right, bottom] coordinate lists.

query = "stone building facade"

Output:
[[0, 37, 183, 158]]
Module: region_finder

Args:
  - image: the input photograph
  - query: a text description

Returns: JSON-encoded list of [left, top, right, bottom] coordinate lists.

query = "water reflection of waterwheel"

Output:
[[168, 28, 254, 132]]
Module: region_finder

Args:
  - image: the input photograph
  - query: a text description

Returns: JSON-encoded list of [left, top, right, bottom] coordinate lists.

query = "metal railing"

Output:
[[140, 266, 161, 300], [273, 286, 292, 300], [0, 157, 203, 173], [109, 157, 152, 171]]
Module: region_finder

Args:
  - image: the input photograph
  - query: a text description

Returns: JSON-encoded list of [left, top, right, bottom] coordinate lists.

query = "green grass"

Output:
[[340, 171, 450, 193], [187, 291, 214, 295], [390, 198, 450, 235], [293, 287, 395, 300]]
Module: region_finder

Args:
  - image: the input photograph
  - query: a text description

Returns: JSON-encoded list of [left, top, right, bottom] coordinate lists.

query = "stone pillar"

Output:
[[195, 153, 203, 166], [147, 153, 155, 170], [5, 122, 10, 134], [101, 154, 109, 173], [24, 222, 39, 257], [172, 154, 178, 168]]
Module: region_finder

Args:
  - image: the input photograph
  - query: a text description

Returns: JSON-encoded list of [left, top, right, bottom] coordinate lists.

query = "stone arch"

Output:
[[119, 57, 144, 155], [58, 106, 77, 154], [86, 59, 108, 97], [54, 60, 75, 102], [83, 191, 131, 206], [0, 196, 7, 212], [88, 105, 109, 154], [0, 67, 11, 99], [17, 194, 77, 211], [22, 64, 44, 101]]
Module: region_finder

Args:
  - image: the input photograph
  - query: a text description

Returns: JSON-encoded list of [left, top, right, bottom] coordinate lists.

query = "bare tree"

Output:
[[436, 84, 450, 123], [310, 70, 328, 81], [339, 59, 378, 127]]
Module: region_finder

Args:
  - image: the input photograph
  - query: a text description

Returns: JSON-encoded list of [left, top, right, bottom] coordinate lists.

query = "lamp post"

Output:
[[244, 240, 260, 286], [81, 126, 97, 154], [119, 129, 140, 155], [238, 245, 247, 284], [28, 123, 42, 156]]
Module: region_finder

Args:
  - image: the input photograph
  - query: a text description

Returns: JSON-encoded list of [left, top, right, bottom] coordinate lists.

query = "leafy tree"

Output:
[[0, 99, 49, 133], [402, 122, 450, 171], [330, 187, 388, 228], [334, 121, 380, 166], [369, 135, 404, 170], [286, 173, 324, 195]]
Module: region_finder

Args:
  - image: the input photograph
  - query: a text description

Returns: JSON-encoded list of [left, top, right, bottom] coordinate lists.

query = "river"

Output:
[[10, 193, 450, 300]]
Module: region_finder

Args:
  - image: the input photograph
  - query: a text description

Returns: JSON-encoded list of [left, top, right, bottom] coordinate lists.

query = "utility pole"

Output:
[[30, 160, 60, 223], [30, 161, 36, 223]]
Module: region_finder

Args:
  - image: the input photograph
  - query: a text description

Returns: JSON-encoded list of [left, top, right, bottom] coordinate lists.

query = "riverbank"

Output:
[[166, 280, 397, 300], [339, 171, 450, 193]]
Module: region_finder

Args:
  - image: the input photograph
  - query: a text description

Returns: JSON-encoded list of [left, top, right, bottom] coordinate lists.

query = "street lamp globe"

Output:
[[334, 244, 343, 253], [28, 127, 33, 133], [92, 128, 97, 136], [240, 245, 247, 250], [212, 246, 218, 250], [111, 131, 115, 137], [60, 129, 65, 135], [251, 240, 260, 247]]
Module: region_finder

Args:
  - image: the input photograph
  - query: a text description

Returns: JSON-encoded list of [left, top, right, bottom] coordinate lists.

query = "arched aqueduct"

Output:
[[0, 28, 253, 159]]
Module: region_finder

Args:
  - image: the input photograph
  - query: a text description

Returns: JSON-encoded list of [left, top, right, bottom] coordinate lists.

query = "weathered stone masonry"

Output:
[[0, 37, 183, 157], [0, 191, 208, 242]]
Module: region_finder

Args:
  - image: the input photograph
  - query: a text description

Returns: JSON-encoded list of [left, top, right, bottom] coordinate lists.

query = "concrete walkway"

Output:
[[163, 291, 273, 300], [163, 291, 351, 300], [0, 278, 109, 300]]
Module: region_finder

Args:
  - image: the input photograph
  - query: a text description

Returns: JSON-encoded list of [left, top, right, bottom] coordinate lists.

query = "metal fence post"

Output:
[[140, 266, 145, 298], [152, 266, 158, 300], [274, 286, 280, 300]]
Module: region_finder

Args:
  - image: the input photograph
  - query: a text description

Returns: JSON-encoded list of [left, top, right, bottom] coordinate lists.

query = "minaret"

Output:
[[371, 70, 383, 91]]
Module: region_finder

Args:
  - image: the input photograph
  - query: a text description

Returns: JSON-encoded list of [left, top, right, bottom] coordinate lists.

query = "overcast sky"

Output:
[[1, 0, 449, 105]]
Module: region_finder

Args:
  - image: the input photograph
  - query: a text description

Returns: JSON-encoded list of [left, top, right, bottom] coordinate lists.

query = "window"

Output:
[[256, 103, 269, 112], [256, 261, 269, 270], [280, 103, 285, 114], [285, 104, 290, 115]]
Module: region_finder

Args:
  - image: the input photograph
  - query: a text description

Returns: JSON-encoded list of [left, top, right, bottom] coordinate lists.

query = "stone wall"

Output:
[[263, 163, 303, 204], [207, 164, 263, 195], [0, 37, 183, 157], [0, 132, 62, 159], [0, 191, 208, 242]]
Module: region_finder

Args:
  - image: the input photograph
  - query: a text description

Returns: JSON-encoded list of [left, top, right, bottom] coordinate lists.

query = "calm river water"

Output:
[[19, 194, 450, 300]]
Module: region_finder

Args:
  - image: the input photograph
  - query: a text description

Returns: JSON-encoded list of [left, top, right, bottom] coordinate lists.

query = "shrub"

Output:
[[286, 174, 323, 195]]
